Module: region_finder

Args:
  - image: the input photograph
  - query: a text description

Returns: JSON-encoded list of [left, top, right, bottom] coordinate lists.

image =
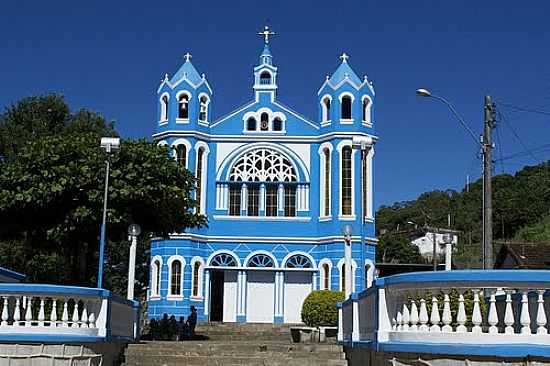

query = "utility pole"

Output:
[[482, 96, 495, 270]]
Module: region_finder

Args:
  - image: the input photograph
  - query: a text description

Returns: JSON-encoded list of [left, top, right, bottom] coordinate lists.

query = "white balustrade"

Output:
[[338, 270, 550, 349], [0, 284, 139, 342]]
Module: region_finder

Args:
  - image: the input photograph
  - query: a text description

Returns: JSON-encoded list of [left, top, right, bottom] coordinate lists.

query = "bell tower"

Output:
[[253, 26, 278, 102]]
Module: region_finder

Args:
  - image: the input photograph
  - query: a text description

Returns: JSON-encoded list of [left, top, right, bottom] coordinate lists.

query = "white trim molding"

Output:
[[150, 255, 163, 300], [167, 255, 186, 300], [337, 258, 358, 292], [171, 138, 192, 169], [337, 140, 356, 219], [318, 142, 333, 219], [190, 256, 205, 300], [318, 258, 333, 290]]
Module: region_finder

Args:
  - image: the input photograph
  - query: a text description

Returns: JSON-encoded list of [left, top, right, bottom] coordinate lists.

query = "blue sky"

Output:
[[1, 1, 549, 208]]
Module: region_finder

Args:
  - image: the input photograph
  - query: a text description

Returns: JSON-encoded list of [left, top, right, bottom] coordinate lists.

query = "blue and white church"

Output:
[[149, 27, 378, 324]]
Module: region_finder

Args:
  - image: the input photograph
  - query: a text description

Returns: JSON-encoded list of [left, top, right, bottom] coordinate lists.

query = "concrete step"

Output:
[[127, 341, 343, 353], [123, 354, 347, 366]]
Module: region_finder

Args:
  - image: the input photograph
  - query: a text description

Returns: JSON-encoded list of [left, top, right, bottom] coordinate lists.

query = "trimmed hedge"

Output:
[[301, 290, 345, 327]]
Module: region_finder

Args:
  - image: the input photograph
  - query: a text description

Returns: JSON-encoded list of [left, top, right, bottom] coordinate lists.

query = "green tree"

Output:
[[376, 233, 424, 264]]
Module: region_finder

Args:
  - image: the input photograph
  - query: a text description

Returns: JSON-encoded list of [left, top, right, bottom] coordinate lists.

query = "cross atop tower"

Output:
[[184, 52, 192, 62], [340, 52, 349, 63], [258, 25, 276, 44]]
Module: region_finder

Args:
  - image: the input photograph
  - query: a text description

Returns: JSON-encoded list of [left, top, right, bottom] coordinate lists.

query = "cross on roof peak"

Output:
[[340, 52, 349, 63], [258, 25, 276, 44], [184, 52, 192, 62]]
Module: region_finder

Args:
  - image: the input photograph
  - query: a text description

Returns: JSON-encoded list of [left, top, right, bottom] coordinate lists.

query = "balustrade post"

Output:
[[402, 302, 410, 331], [441, 292, 452, 332], [537, 290, 547, 335], [395, 310, 402, 331], [14, 298, 21, 326], [81, 306, 89, 328], [520, 290, 531, 334], [471, 290, 482, 333], [337, 305, 343, 342], [38, 298, 45, 327], [456, 292, 467, 333], [72, 301, 80, 327], [504, 290, 515, 334], [430, 295, 441, 332], [419, 298, 429, 332], [24, 297, 33, 327], [62, 300, 69, 328], [488, 291, 499, 334], [410, 300, 418, 332], [352, 295, 360, 342], [1, 297, 8, 326], [50, 299, 58, 327]]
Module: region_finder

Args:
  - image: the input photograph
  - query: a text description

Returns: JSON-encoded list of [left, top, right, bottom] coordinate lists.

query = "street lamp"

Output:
[[342, 225, 353, 299], [97, 137, 120, 289], [416, 88, 494, 270], [127, 224, 141, 300], [351, 136, 374, 291]]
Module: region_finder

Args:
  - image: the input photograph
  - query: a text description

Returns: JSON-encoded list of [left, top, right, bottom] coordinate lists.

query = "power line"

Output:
[[495, 121, 506, 174], [497, 109, 539, 163], [497, 101, 550, 117]]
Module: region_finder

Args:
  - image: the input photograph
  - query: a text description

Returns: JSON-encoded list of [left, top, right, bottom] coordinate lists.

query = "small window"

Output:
[[175, 144, 187, 168], [341, 146, 352, 215], [284, 185, 296, 217], [247, 118, 257, 131], [323, 148, 330, 217], [341, 264, 347, 293], [265, 185, 278, 216], [178, 94, 189, 119], [362, 97, 371, 123], [229, 185, 241, 216], [322, 263, 330, 290], [170, 260, 182, 296], [260, 71, 271, 85], [247, 185, 259, 216], [160, 95, 169, 121], [341, 95, 352, 120], [199, 96, 209, 121], [192, 261, 201, 297], [273, 118, 283, 131], [322, 97, 331, 122], [196, 147, 204, 213], [260, 113, 269, 131], [152, 259, 161, 296]]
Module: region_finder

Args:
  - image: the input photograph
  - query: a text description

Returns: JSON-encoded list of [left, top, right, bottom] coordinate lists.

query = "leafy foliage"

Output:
[[0, 94, 205, 298], [376, 233, 423, 263], [301, 290, 344, 327]]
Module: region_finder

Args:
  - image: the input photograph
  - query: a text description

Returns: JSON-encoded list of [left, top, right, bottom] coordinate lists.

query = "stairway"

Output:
[[123, 323, 347, 366]]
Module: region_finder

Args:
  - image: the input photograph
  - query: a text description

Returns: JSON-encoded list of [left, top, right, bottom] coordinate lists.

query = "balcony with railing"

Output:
[[0, 284, 139, 343], [338, 270, 550, 361]]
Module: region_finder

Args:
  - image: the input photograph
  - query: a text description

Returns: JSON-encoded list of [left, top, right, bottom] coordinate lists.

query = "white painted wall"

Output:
[[246, 271, 275, 323], [283, 272, 312, 323], [411, 233, 458, 258], [223, 271, 238, 322]]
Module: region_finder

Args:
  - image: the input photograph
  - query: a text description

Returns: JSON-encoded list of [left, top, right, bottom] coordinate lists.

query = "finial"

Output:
[[344, 73, 349, 79], [326, 74, 330, 81], [184, 52, 192, 62], [201, 73, 206, 80], [364, 75, 368, 81], [164, 73, 169, 81], [258, 25, 276, 44], [340, 52, 349, 63]]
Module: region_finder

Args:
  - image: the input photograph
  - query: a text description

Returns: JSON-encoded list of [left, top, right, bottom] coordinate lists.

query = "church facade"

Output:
[[148, 29, 378, 323]]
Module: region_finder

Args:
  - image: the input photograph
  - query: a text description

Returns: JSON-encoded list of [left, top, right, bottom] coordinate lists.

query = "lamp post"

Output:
[[97, 137, 120, 288], [416, 88, 494, 270], [127, 224, 141, 300], [342, 224, 353, 299], [352, 136, 374, 290]]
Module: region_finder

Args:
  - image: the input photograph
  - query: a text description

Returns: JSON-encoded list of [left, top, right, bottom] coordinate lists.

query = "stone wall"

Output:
[[344, 347, 550, 366], [0, 343, 126, 366]]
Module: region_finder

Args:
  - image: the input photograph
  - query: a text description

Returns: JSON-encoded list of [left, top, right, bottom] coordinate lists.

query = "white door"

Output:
[[283, 272, 312, 323], [246, 271, 275, 323], [223, 271, 237, 322]]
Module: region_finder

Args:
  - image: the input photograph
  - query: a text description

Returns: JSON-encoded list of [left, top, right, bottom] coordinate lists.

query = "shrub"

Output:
[[301, 290, 345, 327]]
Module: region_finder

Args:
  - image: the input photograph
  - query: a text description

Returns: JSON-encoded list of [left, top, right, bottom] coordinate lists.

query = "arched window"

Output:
[[178, 94, 189, 119], [341, 146, 353, 215], [210, 253, 238, 267], [247, 117, 257, 131], [260, 112, 269, 131], [362, 97, 371, 124], [341, 95, 352, 120], [151, 259, 161, 297], [248, 185, 259, 216], [323, 148, 331, 217], [320, 262, 331, 290], [285, 254, 312, 268], [160, 94, 169, 121], [196, 147, 205, 213], [199, 95, 209, 122], [169, 260, 183, 296], [260, 71, 271, 85], [273, 117, 283, 131], [192, 261, 203, 298], [361, 150, 367, 220], [175, 144, 187, 168], [322, 97, 331, 122], [247, 254, 275, 268], [229, 149, 297, 183]]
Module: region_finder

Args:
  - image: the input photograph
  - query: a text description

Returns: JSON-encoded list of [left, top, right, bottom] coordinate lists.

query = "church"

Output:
[[148, 27, 378, 324]]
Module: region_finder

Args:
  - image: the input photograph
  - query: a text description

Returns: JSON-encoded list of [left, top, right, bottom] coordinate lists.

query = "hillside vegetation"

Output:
[[376, 161, 550, 267]]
